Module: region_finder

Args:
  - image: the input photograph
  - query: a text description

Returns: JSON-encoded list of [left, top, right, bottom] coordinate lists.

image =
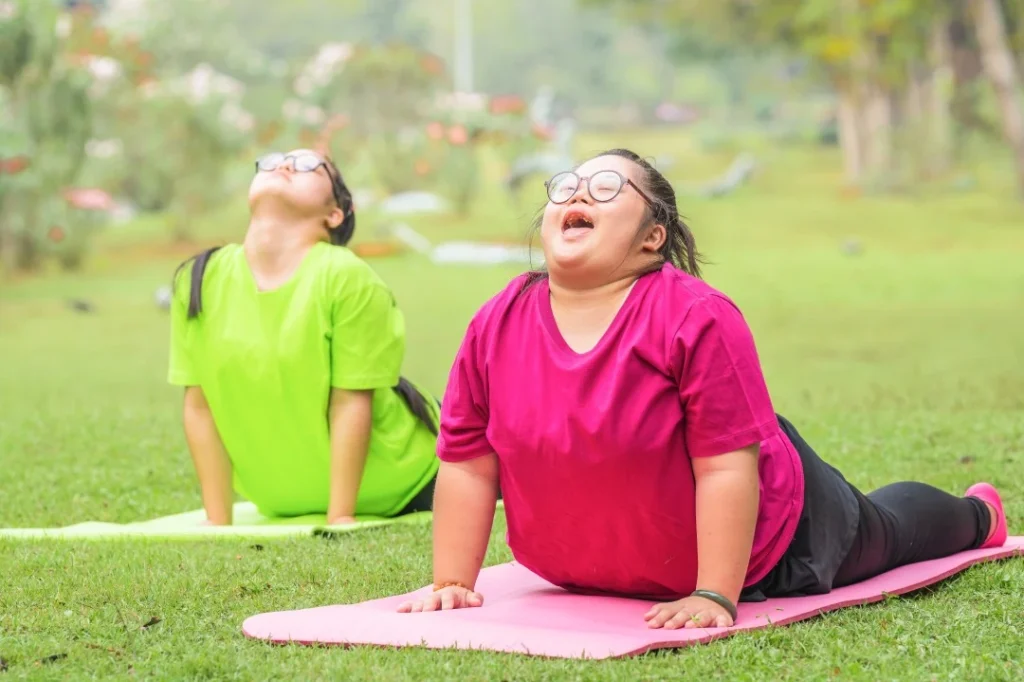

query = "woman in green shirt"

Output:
[[168, 149, 440, 525]]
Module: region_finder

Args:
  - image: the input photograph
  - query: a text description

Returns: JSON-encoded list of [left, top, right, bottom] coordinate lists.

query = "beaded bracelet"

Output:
[[690, 589, 738, 621], [432, 581, 469, 592]]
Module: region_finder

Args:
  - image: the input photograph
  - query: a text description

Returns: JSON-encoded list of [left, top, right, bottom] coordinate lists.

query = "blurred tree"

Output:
[[969, 0, 1024, 197], [0, 0, 95, 271], [290, 41, 450, 194], [584, 0, 1024, 192]]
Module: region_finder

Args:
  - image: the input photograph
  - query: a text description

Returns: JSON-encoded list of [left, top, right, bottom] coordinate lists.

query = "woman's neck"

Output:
[[547, 273, 636, 311], [547, 273, 638, 354], [242, 214, 322, 290]]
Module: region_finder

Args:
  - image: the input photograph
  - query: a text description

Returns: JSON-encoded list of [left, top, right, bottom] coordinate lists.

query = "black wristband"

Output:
[[690, 589, 738, 621]]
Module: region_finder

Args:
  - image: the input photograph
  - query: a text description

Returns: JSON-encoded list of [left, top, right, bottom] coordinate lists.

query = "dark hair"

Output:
[[322, 156, 357, 247], [170, 156, 439, 435], [524, 147, 704, 288], [393, 378, 439, 436]]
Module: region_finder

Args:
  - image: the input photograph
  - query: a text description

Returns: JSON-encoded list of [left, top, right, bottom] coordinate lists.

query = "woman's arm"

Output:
[[432, 454, 499, 587], [648, 294, 776, 629], [398, 453, 499, 612], [182, 386, 234, 525], [645, 444, 760, 629], [692, 444, 760, 604], [326, 388, 374, 524]]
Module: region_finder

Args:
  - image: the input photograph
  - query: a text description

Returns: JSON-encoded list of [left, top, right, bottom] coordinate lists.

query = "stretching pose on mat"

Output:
[[168, 150, 439, 525], [397, 148, 1009, 628]]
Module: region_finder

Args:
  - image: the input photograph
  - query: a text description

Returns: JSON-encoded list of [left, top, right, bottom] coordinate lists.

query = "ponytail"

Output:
[[172, 246, 222, 319], [393, 377, 440, 435]]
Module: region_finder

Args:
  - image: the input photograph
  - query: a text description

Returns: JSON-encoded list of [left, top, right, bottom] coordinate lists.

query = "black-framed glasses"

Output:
[[544, 170, 657, 210], [255, 152, 347, 209]]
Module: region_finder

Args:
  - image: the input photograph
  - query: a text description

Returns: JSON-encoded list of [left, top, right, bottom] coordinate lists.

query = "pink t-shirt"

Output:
[[438, 264, 804, 599]]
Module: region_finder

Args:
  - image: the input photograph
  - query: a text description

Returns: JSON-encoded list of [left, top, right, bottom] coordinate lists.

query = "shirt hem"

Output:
[[437, 442, 495, 463], [689, 418, 777, 458], [330, 375, 400, 390]]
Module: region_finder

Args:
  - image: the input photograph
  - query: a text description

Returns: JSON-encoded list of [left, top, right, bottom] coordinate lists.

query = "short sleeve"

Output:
[[436, 319, 492, 462], [674, 294, 777, 458], [167, 266, 199, 386], [330, 271, 405, 390]]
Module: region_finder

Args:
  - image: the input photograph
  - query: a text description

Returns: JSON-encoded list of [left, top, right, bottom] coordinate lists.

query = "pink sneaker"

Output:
[[965, 482, 1008, 549]]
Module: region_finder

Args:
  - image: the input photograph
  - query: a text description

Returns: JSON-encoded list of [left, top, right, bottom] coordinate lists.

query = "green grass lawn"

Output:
[[1, 137, 1023, 680]]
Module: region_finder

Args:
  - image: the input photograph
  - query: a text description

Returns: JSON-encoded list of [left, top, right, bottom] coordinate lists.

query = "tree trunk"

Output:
[[925, 20, 954, 175], [904, 62, 928, 180], [863, 81, 894, 182], [836, 79, 867, 186], [947, 10, 998, 158], [861, 36, 895, 187], [969, 0, 1024, 197]]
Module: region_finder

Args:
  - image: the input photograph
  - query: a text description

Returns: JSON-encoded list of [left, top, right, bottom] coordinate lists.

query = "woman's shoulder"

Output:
[[174, 242, 240, 272], [312, 243, 389, 289], [171, 243, 241, 298], [646, 263, 747, 327], [463, 271, 538, 333]]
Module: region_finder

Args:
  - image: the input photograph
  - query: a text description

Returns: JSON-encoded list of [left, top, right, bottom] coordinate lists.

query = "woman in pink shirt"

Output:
[[397, 148, 1009, 629]]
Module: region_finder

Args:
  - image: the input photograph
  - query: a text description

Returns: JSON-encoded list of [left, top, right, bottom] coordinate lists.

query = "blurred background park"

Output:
[[2, 0, 1024, 275], [1, 1, 1023, 678]]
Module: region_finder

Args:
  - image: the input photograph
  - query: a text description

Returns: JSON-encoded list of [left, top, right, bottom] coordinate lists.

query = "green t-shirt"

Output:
[[168, 242, 439, 518]]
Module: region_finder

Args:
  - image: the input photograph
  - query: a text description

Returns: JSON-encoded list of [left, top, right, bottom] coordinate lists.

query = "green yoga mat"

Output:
[[0, 502, 436, 540]]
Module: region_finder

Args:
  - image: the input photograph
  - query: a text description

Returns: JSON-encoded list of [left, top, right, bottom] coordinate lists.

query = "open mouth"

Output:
[[561, 210, 594, 232]]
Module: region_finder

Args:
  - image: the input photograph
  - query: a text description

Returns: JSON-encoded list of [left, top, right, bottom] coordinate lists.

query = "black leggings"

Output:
[[748, 416, 992, 598], [397, 473, 437, 516], [833, 480, 990, 587]]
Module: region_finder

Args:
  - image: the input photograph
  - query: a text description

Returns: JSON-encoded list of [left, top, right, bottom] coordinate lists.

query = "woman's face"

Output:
[[248, 149, 340, 223], [540, 154, 664, 284]]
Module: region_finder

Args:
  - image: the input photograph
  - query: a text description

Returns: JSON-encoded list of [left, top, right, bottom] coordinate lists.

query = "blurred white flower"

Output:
[[56, 14, 72, 38], [83, 57, 123, 98], [220, 101, 255, 133], [0, 1, 16, 20], [293, 42, 353, 96], [302, 105, 326, 126], [179, 63, 244, 104], [85, 139, 124, 158], [87, 56, 123, 82], [316, 43, 353, 68]]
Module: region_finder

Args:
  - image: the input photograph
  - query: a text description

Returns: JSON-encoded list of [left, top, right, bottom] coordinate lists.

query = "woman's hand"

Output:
[[396, 585, 485, 613], [644, 595, 734, 629]]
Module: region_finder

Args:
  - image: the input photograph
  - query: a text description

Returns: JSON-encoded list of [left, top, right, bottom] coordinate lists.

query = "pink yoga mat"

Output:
[[243, 537, 1023, 660]]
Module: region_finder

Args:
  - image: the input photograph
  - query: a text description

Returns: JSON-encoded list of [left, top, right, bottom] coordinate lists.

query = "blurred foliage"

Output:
[[4, 0, 1022, 274], [0, 0, 94, 271]]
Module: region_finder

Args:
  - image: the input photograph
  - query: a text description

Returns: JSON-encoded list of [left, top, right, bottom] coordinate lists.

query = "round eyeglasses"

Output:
[[544, 169, 657, 210], [255, 152, 328, 174], [254, 152, 346, 209]]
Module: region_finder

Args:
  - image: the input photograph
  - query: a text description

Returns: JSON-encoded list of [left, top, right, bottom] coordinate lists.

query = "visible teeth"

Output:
[[564, 214, 592, 229]]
